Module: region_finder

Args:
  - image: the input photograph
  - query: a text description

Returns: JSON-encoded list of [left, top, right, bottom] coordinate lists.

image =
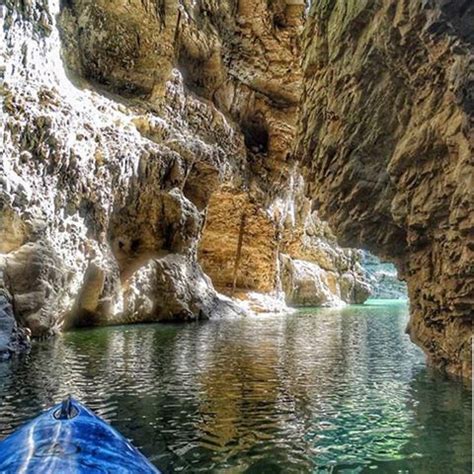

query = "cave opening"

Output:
[[241, 115, 269, 154], [273, 11, 288, 29], [0, 0, 471, 471]]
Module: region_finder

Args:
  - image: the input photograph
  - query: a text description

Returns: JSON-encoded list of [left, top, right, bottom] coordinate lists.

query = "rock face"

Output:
[[124, 255, 247, 323], [0, 289, 30, 360], [1, 0, 366, 341], [198, 182, 371, 306], [1, 0, 252, 335], [280, 205, 371, 306], [198, 187, 279, 294], [297, 1, 473, 378], [280, 254, 370, 307], [0, 0, 404, 373]]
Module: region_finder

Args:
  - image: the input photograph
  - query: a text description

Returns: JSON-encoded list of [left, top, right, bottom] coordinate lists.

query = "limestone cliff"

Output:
[[297, 0, 473, 378], [279, 185, 371, 306], [1, 0, 373, 356], [197, 183, 371, 309], [1, 0, 252, 338], [280, 219, 371, 307]]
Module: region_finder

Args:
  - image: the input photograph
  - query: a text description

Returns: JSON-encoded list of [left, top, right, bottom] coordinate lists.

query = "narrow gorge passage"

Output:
[[0, 0, 375, 344], [0, 0, 472, 472]]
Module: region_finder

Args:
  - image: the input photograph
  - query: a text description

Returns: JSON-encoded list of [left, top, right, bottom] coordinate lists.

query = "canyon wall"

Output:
[[2, 0, 468, 382], [0, 0, 372, 356], [1, 0, 253, 341], [297, 0, 473, 378], [198, 184, 371, 309]]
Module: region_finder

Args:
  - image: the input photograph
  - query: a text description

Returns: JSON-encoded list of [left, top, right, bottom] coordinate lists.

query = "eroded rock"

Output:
[[297, 0, 473, 378], [198, 187, 279, 294], [198, 182, 371, 307], [3, 0, 460, 381], [1, 0, 250, 336], [125, 255, 247, 322], [0, 290, 31, 360], [1, 0, 313, 337]]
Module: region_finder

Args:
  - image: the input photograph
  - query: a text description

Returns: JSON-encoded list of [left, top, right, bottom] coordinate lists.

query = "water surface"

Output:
[[0, 301, 471, 473]]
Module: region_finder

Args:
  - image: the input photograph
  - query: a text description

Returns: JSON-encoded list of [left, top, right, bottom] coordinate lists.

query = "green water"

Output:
[[0, 300, 471, 473]]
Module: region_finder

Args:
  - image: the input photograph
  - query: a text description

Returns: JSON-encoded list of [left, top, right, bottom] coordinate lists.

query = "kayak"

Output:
[[0, 397, 160, 473]]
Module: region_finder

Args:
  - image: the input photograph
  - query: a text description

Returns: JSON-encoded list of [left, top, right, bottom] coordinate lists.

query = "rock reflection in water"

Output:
[[0, 301, 471, 473]]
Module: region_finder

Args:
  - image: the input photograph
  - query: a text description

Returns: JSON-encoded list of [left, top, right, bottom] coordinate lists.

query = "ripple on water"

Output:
[[0, 302, 471, 473]]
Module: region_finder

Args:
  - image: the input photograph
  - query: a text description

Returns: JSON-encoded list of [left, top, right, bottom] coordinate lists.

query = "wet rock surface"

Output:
[[297, 0, 473, 378], [0, 290, 31, 360]]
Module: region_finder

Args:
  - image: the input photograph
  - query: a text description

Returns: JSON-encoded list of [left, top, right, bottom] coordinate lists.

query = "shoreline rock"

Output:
[[0, 290, 31, 360]]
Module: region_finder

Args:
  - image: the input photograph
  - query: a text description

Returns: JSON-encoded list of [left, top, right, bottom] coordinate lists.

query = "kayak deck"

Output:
[[0, 398, 160, 473]]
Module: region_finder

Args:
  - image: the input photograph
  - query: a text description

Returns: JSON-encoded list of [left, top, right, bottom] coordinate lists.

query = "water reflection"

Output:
[[0, 302, 471, 473]]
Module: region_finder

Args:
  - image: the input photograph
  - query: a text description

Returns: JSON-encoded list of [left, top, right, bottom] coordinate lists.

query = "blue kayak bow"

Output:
[[0, 397, 160, 473]]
